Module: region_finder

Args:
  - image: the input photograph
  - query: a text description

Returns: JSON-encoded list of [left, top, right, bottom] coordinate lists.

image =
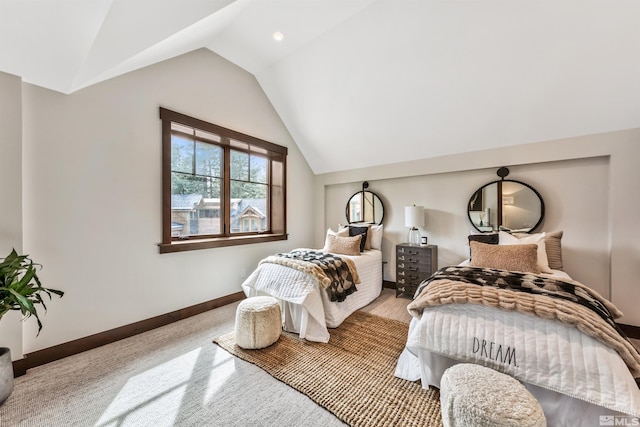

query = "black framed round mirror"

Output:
[[467, 170, 544, 233], [346, 182, 384, 224]]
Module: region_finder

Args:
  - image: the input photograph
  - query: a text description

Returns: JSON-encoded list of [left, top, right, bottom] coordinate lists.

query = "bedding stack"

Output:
[[241, 224, 383, 343], [395, 229, 640, 423]]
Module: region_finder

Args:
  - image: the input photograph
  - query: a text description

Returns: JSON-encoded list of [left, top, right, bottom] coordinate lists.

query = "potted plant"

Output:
[[0, 249, 64, 405]]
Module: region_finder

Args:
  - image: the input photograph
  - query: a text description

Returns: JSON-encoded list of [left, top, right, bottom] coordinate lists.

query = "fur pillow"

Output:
[[323, 233, 362, 256], [469, 241, 541, 274], [511, 230, 564, 271], [499, 231, 552, 273]]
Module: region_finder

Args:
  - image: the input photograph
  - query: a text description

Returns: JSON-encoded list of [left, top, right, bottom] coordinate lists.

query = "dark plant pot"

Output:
[[0, 347, 14, 405]]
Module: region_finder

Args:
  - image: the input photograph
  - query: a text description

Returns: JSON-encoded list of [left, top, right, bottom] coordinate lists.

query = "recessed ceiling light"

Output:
[[273, 31, 284, 42]]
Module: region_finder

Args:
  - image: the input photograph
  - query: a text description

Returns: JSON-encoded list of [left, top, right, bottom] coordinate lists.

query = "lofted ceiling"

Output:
[[1, 0, 639, 174]]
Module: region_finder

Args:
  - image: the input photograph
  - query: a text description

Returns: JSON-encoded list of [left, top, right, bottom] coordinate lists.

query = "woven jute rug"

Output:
[[214, 311, 442, 427]]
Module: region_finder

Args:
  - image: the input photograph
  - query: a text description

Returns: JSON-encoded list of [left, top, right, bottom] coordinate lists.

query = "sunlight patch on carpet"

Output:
[[95, 348, 202, 427]]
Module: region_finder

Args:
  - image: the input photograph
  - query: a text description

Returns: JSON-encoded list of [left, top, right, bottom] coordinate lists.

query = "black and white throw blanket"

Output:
[[415, 265, 623, 331], [261, 249, 359, 302]]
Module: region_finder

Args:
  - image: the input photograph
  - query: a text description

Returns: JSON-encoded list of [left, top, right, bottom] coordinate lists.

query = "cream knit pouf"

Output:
[[235, 296, 282, 349], [440, 363, 546, 427]]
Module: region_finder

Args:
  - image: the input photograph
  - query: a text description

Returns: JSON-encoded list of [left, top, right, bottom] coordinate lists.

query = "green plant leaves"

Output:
[[0, 248, 64, 335]]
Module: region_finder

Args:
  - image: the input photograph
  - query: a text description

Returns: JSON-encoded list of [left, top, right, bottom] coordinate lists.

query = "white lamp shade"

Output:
[[404, 205, 424, 228]]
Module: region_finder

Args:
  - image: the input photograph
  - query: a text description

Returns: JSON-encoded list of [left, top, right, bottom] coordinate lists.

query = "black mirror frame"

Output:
[[467, 176, 545, 234], [345, 182, 385, 225]]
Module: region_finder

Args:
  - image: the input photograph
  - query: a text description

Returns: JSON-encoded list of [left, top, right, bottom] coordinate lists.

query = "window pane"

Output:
[[171, 135, 193, 174], [171, 173, 222, 237], [231, 150, 249, 181], [195, 129, 221, 143], [271, 159, 285, 234], [171, 123, 193, 134], [195, 142, 222, 177], [230, 139, 249, 150], [230, 181, 267, 234], [250, 155, 267, 183], [171, 172, 221, 198]]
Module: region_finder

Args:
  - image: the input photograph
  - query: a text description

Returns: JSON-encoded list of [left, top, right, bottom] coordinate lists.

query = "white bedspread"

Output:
[[241, 249, 382, 343], [397, 303, 640, 417]]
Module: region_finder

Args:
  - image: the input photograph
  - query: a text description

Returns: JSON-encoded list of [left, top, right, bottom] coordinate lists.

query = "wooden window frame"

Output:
[[159, 108, 287, 253]]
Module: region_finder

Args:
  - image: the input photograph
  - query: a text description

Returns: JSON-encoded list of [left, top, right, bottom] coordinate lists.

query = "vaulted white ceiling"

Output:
[[2, 0, 639, 174]]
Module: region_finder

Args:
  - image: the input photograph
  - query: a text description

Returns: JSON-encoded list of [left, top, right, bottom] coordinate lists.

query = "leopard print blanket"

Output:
[[260, 249, 359, 302]]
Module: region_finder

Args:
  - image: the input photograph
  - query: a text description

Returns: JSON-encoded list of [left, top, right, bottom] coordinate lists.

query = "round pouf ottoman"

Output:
[[235, 296, 282, 349], [440, 363, 546, 427]]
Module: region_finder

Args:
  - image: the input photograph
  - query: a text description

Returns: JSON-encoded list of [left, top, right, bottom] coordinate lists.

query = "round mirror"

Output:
[[346, 190, 384, 224], [467, 179, 544, 233]]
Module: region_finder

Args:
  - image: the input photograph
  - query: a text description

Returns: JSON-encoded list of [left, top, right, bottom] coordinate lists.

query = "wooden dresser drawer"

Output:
[[395, 243, 437, 299]]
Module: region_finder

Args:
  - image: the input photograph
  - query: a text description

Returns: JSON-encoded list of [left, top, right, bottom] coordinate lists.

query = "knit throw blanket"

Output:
[[408, 266, 640, 382], [260, 249, 360, 302]]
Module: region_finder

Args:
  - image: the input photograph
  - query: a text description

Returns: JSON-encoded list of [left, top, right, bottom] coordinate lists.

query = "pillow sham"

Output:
[[468, 233, 499, 245], [543, 231, 563, 271], [323, 233, 362, 256], [514, 230, 563, 271], [322, 228, 349, 252], [369, 224, 383, 250], [499, 231, 552, 273], [340, 223, 378, 251], [469, 241, 541, 274], [348, 225, 369, 251]]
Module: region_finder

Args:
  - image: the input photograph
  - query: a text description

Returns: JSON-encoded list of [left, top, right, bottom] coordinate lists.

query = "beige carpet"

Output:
[[214, 311, 443, 427]]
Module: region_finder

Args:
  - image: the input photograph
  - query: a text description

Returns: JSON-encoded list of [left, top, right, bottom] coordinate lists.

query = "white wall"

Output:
[[3, 46, 638, 361], [0, 71, 24, 360], [16, 49, 316, 353], [316, 130, 640, 326]]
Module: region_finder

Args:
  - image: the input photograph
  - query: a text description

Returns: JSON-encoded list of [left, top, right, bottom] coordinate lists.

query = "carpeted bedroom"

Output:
[[0, 289, 430, 426]]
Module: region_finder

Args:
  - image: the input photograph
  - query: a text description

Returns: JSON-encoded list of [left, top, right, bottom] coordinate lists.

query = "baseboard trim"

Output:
[[382, 280, 395, 289], [12, 358, 28, 377], [13, 292, 638, 377], [619, 323, 640, 340], [13, 291, 245, 377]]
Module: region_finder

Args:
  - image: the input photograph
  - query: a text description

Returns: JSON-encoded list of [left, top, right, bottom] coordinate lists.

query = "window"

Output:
[[159, 108, 287, 253]]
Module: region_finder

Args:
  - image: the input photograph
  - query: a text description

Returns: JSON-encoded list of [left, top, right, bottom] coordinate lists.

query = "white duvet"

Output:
[[241, 249, 382, 343], [400, 303, 640, 417]]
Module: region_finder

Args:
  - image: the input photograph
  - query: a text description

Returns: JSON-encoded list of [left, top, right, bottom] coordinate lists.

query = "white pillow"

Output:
[[339, 223, 384, 250], [498, 231, 552, 273], [369, 224, 383, 250]]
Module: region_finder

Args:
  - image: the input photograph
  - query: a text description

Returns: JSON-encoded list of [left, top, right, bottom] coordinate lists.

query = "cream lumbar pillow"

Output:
[[323, 233, 362, 256], [469, 241, 541, 274], [499, 231, 552, 273]]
